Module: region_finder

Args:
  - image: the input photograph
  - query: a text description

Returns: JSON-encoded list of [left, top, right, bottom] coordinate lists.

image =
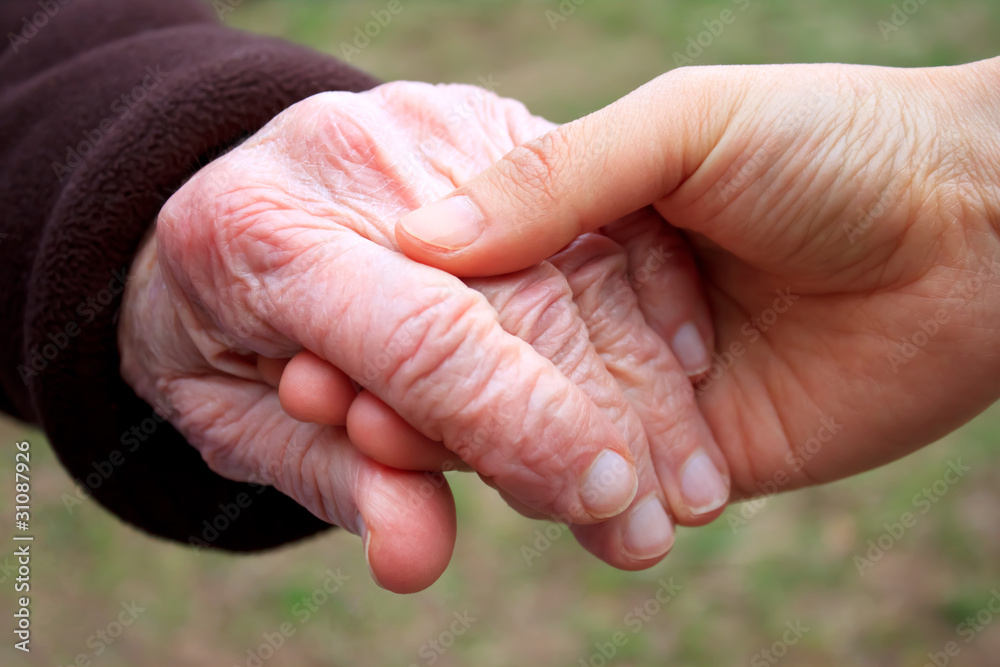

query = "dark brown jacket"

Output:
[[1, 0, 378, 549]]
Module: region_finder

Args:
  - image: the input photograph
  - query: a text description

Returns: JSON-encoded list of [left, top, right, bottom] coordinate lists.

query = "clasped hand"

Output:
[[119, 81, 728, 592], [119, 59, 1000, 593]]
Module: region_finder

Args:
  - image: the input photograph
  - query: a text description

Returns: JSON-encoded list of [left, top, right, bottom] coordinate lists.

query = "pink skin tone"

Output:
[[396, 60, 1000, 511], [119, 82, 727, 593]]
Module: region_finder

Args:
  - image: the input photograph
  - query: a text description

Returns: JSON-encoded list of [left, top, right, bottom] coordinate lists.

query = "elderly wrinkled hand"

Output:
[[117, 82, 727, 592]]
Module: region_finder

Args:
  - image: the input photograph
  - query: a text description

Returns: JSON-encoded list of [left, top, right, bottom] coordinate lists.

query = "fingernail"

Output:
[[580, 450, 638, 519], [357, 516, 384, 589], [623, 496, 675, 561], [672, 321, 711, 376], [398, 197, 483, 250], [680, 450, 729, 515]]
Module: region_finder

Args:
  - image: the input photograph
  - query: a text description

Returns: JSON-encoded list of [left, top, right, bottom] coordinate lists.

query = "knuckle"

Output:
[[375, 283, 581, 494], [496, 129, 570, 206], [473, 264, 589, 371], [451, 385, 576, 494], [267, 91, 346, 141], [550, 234, 632, 306], [369, 284, 492, 420], [289, 90, 341, 116], [158, 158, 248, 262]]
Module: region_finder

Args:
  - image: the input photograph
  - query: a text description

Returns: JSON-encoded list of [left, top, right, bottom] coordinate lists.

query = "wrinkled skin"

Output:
[[118, 82, 728, 592], [398, 61, 1000, 504]]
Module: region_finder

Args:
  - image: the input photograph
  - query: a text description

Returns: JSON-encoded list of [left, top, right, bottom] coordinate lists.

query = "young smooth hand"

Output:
[[397, 60, 1000, 502]]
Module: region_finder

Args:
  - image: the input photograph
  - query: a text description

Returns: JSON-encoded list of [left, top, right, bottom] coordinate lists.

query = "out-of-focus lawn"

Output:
[[3, 1, 1000, 665]]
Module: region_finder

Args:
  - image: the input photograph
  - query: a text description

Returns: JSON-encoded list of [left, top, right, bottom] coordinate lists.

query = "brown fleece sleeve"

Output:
[[0, 0, 381, 550]]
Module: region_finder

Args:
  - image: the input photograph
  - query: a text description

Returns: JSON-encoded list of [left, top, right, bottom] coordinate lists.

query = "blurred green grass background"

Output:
[[3, 0, 1000, 665]]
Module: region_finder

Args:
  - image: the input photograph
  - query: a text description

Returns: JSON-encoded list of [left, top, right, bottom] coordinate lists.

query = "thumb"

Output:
[[163, 375, 456, 593], [395, 68, 732, 277]]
